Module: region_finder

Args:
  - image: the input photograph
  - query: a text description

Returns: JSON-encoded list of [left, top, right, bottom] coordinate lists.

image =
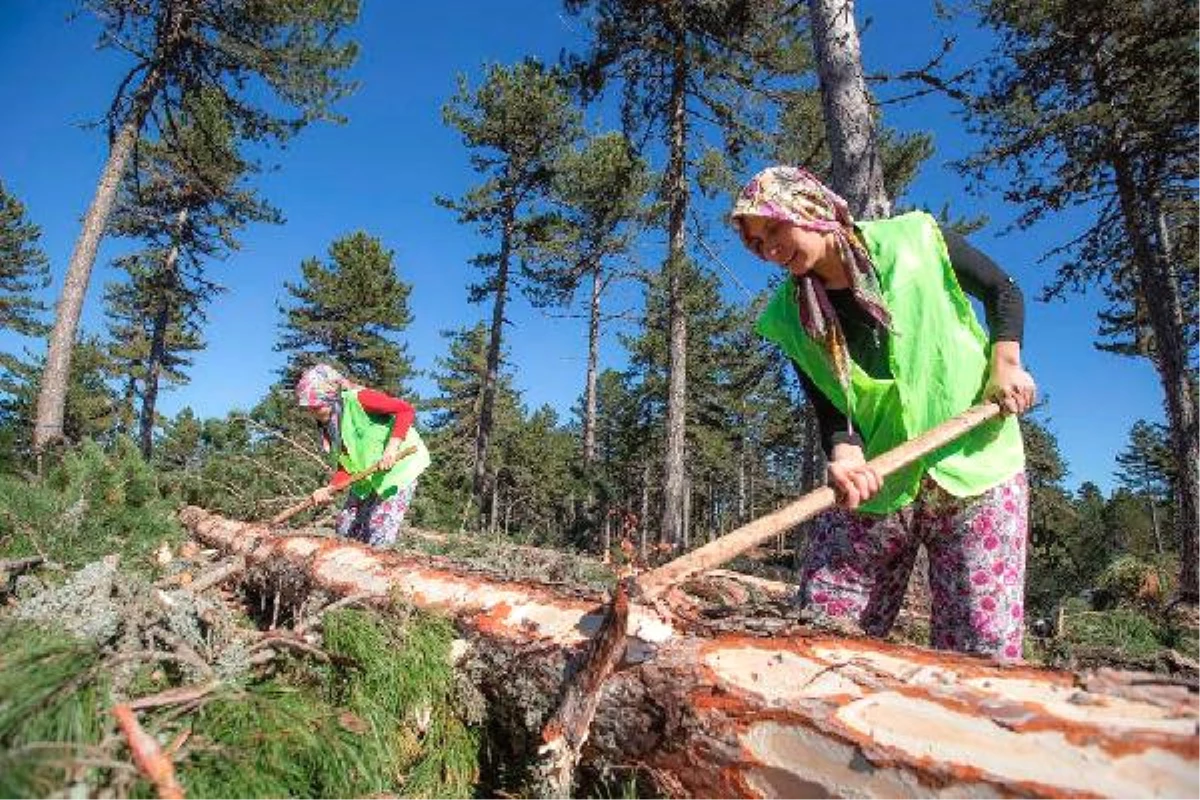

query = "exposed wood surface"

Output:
[[179, 506, 1200, 799]]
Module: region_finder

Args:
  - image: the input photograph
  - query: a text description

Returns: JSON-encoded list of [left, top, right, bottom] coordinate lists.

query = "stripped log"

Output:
[[179, 506, 1200, 799]]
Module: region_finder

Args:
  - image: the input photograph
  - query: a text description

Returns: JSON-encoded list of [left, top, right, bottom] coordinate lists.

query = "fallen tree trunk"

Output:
[[179, 507, 1199, 799]]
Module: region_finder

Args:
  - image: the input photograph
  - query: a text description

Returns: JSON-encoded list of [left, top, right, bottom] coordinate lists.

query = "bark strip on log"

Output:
[[179, 507, 1200, 799]]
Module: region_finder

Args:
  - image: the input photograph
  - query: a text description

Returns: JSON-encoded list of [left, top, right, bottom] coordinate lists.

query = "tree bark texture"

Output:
[[583, 264, 601, 466], [473, 198, 516, 527], [1106, 128, 1198, 603], [140, 208, 189, 459], [33, 0, 197, 450], [179, 507, 1200, 799], [660, 22, 690, 550], [33, 70, 164, 450], [808, 0, 891, 219]]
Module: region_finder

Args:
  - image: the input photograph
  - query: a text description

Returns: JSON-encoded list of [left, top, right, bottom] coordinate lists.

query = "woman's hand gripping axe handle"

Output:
[[532, 403, 1004, 795], [634, 402, 1003, 601], [269, 444, 418, 526]]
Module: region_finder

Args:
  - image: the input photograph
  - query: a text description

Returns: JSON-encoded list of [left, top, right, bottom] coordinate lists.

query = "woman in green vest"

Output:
[[295, 364, 431, 548], [730, 166, 1037, 661]]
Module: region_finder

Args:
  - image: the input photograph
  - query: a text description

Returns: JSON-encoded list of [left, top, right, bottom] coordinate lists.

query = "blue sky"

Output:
[[0, 1, 1166, 492]]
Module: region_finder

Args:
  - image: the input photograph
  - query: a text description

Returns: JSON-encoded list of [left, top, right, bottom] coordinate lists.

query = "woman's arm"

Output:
[[943, 230, 1037, 414], [356, 389, 416, 469]]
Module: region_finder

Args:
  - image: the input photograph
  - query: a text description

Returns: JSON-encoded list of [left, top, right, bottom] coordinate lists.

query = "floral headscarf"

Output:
[[295, 364, 359, 452], [730, 166, 891, 395]]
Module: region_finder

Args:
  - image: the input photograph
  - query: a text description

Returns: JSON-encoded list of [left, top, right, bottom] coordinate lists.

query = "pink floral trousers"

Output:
[[798, 471, 1029, 661], [336, 480, 417, 548]]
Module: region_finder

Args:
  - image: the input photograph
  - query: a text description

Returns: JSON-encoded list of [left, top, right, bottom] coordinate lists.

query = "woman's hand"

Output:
[[377, 439, 403, 470], [310, 486, 335, 506], [827, 443, 881, 510], [986, 341, 1037, 415]]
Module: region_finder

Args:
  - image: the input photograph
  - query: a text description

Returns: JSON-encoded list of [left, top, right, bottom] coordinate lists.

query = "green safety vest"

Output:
[[338, 390, 431, 499], [755, 211, 1024, 514]]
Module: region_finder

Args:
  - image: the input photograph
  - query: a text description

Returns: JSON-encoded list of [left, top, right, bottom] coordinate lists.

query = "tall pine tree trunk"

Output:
[[737, 427, 748, 523], [808, 0, 890, 219], [583, 263, 601, 466], [33, 0, 196, 451], [34, 68, 165, 450], [140, 209, 187, 459], [1111, 166, 1198, 601], [1150, 201, 1198, 599], [661, 22, 690, 549], [639, 462, 650, 561], [1096, 42, 1199, 601], [474, 199, 516, 529]]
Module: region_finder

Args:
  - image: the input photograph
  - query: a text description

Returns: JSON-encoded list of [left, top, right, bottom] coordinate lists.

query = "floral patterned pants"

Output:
[[798, 472, 1029, 661], [335, 481, 417, 548]]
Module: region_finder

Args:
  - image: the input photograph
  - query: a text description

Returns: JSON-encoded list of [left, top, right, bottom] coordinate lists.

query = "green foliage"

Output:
[[1062, 608, 1166, 660], [1097, 553, 1177, 608], [105, 86, 282, 455], [152, 393, 328, 522], [439, 59, 583, 522], [276, 231, 416, 392], [321, 608, 479, 797], [181, 608, 479, 799], [1114, 419, 1174, 502], [0, 180, 50, 339], [0, 624, 106, 798], [0, 438, 179, 570], [1, 336, 122, 458], [87, 0, 360, 150]]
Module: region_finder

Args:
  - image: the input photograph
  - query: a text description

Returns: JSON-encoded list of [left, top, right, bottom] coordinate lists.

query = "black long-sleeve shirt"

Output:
[[798, 229, 1024, 456]]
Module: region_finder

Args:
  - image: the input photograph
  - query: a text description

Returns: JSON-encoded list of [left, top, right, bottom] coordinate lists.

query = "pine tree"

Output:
[[493, 405, 580, 542], [1114, 419, 1174, 554], [103, 260, 203, 444], [806, 0, 890, 218], [1021, 414, 1082, 612], [1, 337, 119, 453], [104, 86, 280, 457], [0, 182, 51, 457], [276, 232, 415, 393], [423, 324, 522, 532], [961, 0, 1199, 600], [524, 132, 653, 466], [439, 60, 582, 526], [0, 181, 50, 339], [34, 0, 359, 449], [564, 0, 810, 548]]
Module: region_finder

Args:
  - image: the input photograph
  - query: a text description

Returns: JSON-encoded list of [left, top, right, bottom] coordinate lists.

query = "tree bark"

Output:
[[661, 18, 690, 550], [474, 197, 516, 529], [583, 264, 601, 466], [1106, 133, 1198, 603], [178, 507, 1200, 800], [808, 0, 891, 219], [33, 68, 165, 451], [140, 208, 188, 459]]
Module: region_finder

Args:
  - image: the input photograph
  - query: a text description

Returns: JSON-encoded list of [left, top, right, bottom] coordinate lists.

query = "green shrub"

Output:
[[0, 438, 180, 571], [1064, 608, 1165, 659]]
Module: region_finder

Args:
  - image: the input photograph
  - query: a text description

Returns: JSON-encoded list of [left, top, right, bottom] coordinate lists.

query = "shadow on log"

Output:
[[179, 506, 1200, 799]]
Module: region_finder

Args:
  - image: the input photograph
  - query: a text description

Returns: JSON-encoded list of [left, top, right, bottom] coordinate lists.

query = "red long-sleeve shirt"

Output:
[[330, 389, 415, 489]]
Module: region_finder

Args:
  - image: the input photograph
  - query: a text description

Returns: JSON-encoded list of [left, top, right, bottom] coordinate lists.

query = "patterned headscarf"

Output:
[[295, 364, 359, 452], [730, 166, 891, 394]]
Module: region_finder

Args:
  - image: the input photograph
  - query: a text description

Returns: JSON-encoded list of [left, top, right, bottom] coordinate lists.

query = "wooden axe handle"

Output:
[[269, 444, 418, 526], [636, 402, 1003, 600]]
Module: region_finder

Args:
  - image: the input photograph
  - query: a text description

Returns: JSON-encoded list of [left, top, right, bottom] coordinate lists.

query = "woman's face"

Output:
[[306, 405, 332, 424], [738, 215, 841, 285]]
